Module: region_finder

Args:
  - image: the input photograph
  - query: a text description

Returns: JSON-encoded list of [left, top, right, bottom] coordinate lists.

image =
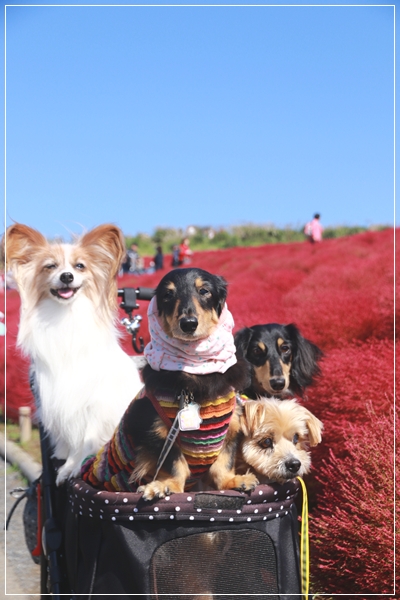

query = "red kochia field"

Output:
[[1, 228, 397, 596]]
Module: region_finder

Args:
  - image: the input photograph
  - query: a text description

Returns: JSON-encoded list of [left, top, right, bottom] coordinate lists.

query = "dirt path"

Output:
[[1, 456, 40, 596]]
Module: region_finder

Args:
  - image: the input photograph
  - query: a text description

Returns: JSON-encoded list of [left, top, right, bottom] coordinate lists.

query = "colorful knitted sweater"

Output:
[[81, 387, 237, 493]]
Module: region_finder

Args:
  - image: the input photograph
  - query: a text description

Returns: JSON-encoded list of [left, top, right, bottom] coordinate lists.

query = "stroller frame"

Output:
[[26, 287, 304, 598]]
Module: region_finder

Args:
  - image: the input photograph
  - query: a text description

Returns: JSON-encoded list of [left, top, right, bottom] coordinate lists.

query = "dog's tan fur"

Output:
[[236, 398, 323, 484], [253, 352, 292, 396], [208, 408, 258, 492]]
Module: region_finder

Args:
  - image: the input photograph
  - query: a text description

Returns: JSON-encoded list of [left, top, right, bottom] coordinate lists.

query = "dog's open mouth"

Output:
[[50, 287, 80, 300]]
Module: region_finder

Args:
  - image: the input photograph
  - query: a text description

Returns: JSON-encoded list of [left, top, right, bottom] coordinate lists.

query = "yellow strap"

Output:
[[297, 476, 309, 599]]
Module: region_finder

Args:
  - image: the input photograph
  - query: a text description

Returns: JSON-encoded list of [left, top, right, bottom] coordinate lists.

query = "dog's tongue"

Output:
[[58, 288, 74, 299]]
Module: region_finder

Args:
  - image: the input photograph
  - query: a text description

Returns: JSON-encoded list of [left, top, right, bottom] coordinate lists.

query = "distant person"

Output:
[[171, 245, 180, 267], [121, 252, 131, 274], [154, 245, 164, 271], [178, 237, 193, 266], [127, 243, 141, 273], [304, 213, 323, 243]]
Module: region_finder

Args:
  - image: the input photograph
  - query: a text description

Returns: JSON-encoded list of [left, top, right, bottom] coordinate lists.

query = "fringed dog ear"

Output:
[[214, 275, 228, 317], [234, 327, 254, 359], [303, 407, 323, 447], [80, 224, 126, 277], [5, 223, 48, 268], [285, 323, 323, 396], [241, 400, 264, 437]]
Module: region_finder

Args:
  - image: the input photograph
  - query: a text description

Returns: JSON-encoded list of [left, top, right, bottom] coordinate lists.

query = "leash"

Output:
[[151, 390, 202, 481], [297, 476, 309, 599]]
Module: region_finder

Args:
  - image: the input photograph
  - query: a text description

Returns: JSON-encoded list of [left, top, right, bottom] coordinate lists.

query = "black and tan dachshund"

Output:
[[234, 323, 323, 399], [82, 268, 257, 498]]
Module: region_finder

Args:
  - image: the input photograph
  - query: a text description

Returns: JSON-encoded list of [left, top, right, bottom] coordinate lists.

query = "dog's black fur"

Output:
[[234, 323, 323, 399], [142, 267, 250, 399]]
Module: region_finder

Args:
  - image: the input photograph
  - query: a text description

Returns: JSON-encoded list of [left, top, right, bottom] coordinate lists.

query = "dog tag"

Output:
[[178, 402, 202, 431]]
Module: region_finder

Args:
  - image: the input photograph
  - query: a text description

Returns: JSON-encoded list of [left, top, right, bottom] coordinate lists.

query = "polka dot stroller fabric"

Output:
[[63, 478, 302, 598]]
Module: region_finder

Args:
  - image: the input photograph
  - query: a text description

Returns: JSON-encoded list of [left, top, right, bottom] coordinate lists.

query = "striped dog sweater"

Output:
[[81, 387, 237, 492]]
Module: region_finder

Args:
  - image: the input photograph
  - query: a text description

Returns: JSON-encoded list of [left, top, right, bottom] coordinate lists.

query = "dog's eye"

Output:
[[44, 263, 57, 270], [251, 347, 264, 356], [199, 287, 211, 297], [259, 438, 273, 449], [162, 289, 174, 301], [293, 433, 299, 445], [75, 263, 85, 270], [280, 344, 291, 354]]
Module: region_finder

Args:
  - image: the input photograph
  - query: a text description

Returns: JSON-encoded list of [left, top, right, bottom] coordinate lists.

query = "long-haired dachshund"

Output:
[[82, 267, 258, 499], [234, 323, 323, 399]]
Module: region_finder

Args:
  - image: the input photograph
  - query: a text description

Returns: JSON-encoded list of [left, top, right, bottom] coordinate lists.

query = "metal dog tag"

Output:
[[178, 402, 202, 431]]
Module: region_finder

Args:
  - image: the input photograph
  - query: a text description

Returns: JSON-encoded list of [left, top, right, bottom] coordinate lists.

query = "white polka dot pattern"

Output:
[[67, 479, 300, 523]]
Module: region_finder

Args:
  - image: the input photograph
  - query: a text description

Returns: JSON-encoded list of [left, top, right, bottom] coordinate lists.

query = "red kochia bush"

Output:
[[304, 338, 395, 463], [310, 404, 398, 596]]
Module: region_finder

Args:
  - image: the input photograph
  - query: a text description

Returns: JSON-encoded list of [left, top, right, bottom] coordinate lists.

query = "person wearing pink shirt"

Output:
[[304, 213, 323, 243]]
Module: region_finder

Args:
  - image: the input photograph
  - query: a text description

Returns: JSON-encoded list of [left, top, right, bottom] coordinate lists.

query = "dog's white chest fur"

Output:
[[20, 295, 142, 483]]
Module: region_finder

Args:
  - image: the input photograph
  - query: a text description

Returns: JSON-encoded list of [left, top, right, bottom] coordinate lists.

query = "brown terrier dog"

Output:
[[235, 397, 323, 484]]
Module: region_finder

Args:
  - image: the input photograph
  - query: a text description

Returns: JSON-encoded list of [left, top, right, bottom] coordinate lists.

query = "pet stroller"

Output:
[[18, 288, 308, 599]]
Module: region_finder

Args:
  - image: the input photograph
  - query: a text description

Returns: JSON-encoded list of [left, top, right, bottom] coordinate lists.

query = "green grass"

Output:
[[125, 223, 389, 256]]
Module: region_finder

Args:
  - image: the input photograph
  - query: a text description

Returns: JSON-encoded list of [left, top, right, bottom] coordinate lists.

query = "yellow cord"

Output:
[[297, 476, 309, 599]]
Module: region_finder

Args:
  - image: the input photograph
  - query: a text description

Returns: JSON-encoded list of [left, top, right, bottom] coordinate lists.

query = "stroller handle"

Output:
[[118, 287, 155, 354], [117, 287, 155, 302]]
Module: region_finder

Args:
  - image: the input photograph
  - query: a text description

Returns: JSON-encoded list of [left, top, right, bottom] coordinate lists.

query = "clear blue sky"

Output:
[[3, 2, 395, 240]]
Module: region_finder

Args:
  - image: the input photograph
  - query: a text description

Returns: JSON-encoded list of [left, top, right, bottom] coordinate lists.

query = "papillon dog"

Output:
[[5, 223, 143, 484]]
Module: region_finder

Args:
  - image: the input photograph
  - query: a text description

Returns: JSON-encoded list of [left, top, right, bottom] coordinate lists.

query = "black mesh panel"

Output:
[[150, 529, 279, 600]]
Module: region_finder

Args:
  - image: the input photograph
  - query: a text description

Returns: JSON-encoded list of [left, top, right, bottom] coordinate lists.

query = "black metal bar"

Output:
[[38, 424, 62, 599], [30, 371, 63, 598]]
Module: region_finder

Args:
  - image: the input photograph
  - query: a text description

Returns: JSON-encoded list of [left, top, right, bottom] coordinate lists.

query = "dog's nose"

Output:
[[60, 272, 74, 284], [180, 316, 198, 333], [270, 377, 286, 391], [285, 458, 301, 474]]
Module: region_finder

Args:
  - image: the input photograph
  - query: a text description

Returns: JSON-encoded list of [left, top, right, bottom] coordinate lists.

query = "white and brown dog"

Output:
[[5, 223, 143, 484]]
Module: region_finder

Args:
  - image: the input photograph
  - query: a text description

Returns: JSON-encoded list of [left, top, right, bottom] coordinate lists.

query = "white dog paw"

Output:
[[56, 463, 73, 486]]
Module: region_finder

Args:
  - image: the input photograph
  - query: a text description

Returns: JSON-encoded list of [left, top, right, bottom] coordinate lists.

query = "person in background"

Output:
[[121, 252, 131, 274], [304, 213, 323, 243], [154, 246, 164, 271], [127, 243, 140, 272], [178, 237, 193, 266], [171, 245, 180, 267]]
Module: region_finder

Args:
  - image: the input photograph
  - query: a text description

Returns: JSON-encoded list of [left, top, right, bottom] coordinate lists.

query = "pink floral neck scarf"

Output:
[[144, 296, 237, 374]]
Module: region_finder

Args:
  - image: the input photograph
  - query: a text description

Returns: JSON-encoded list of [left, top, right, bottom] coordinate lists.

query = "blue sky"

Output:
[[3, 2, 395, 240]]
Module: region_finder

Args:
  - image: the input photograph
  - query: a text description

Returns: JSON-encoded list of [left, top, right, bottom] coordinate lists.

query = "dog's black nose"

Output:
[[180, 316, 198, 333], [285, 458, 301, 474], [60, 272, 74, 284], [270, 377, 286, 391]]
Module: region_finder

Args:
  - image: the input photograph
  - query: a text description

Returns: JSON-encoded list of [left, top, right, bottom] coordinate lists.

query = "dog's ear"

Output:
[[302, 407, 323, 447], [80, 224, 126, 275], [4, 223, 47, 268], [285, 323, 323, 395], [234, 327, 254, 359], [214, 275, 228, 316], [241, 400, 264, 437]]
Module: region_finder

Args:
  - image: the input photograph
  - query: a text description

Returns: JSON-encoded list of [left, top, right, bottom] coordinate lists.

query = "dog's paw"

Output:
[[56, 463, 72, 486], [230, 473, 259, 493], [138, 481, 173, 501]]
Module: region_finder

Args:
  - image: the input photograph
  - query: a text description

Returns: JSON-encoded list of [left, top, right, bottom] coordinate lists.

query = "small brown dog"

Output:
[[234, 398, 323, 484]]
